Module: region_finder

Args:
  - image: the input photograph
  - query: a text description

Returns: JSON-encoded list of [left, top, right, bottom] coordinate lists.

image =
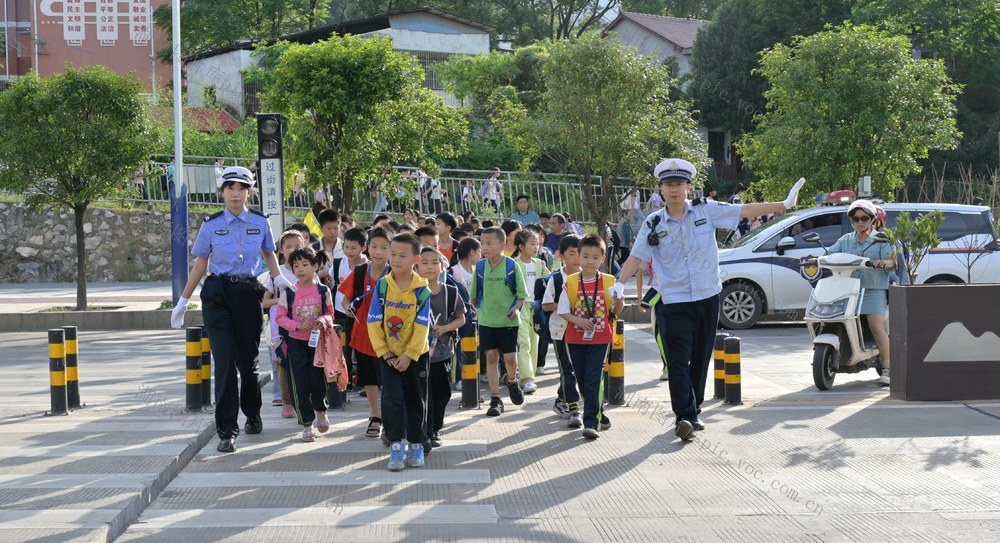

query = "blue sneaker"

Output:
[[387, 441, 406, 471], [404, 442, 425, 468]]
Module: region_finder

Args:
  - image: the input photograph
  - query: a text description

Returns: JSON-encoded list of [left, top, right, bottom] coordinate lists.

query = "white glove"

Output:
[[608, 282, 626, 300], [783, 178, 806, 209], [170, 297, 189, 329], [272, 274, 293, 290]]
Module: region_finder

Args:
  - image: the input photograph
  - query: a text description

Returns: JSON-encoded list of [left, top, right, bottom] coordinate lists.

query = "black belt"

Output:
[[210, 274, 259, 286]]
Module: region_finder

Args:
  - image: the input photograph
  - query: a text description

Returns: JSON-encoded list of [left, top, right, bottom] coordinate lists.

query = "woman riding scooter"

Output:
[[827, 200, 897, 386]]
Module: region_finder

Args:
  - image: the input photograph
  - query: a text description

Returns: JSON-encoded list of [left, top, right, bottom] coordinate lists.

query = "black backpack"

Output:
[[446, 268, 477, 338]]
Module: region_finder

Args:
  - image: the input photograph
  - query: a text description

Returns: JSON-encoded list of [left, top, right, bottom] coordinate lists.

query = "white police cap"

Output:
[[653, 158, 697, 184], [218, 166, 256, 188]]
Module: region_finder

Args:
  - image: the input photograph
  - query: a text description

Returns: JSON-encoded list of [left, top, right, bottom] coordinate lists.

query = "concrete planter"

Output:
[[889, 284, 1000, 400]]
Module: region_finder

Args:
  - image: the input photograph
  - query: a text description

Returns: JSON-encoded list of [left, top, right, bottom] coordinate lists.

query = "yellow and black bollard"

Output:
[[606, 319, 626, 405], [713, 332, 728, 399], [724, 336, 742, 405], [47, 329, 68, 416], [63, 326, 82, 409], [200, 326, 212, 408], [185, 327, 203, 413], [460, 334, 480, 408]]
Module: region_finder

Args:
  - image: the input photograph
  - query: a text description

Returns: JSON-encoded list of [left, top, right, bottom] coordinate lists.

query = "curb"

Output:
[[99, 372, 270, 543], [0, 309, 204, 332]]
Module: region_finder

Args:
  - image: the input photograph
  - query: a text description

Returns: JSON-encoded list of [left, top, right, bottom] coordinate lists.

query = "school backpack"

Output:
[[532, 271, 565, 332], [474, 257, 519, 309], [455, 186, 464, 204], [480, 179, 491, 198], [446, 268, 477, 337]]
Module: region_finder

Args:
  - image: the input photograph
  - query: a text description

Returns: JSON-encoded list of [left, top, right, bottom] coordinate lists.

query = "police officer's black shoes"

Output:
[[217, 438, 236, 453], [245, 418, 263, 435]]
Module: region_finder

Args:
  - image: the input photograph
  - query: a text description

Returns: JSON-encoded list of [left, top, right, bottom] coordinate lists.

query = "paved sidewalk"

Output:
[[0, 282, 195, 313], [3, 325, 1000, 542]]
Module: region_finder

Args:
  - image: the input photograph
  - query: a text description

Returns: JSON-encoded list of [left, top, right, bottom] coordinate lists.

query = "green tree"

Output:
[[153, 0, 332, 59], [853, 0, 1000, 179], [0, 67, 159, 309], [622, 0, 723, 18], [885, 210, 945, 284], [689, 0, 854, 135], [496, 33, 705, 238], [262, 35, 467, 213], [738, 25, 961, 200]]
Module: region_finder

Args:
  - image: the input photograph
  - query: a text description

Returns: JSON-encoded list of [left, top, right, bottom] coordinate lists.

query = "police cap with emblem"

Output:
[[653, 158, 697, 185], [218, 166, 256, 189]]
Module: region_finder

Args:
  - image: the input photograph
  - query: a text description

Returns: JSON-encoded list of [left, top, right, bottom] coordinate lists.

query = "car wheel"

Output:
[[719, 283, 763, 329]]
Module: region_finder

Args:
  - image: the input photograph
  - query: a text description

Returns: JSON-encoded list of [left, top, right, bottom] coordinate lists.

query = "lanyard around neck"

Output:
[[580, 273, 600, 319]]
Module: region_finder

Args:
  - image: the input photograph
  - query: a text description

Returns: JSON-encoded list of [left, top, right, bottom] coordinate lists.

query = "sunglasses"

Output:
[[850, 214, 872, 223]]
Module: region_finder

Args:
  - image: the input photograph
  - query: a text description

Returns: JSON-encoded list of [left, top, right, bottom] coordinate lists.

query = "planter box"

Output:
[[889, 284, 1000, 401]]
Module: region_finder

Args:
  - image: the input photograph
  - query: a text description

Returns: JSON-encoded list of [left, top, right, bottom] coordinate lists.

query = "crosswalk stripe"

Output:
[[169, 469, 492, 487], [197, 440, 488, 455], [0, 474, 158, 489], [137, 505, 499, 527], [0, 444, 189, 457], [0, 509, 120, 528]]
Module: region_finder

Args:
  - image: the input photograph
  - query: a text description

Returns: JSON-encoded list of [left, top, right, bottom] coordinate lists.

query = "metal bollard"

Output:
[[185, 327, 203, 413], [713, 332, 728, 399], [724, 336, 742, 405], [460, 335, 480, 408], [63, 326, 82, 409], [47, 329, 68, 416], [606, 319, 626, 405], [200, 326, 213, 407]]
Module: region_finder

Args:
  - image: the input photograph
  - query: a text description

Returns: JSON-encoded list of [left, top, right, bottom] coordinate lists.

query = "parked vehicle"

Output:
[[717, 203, 999, 329]]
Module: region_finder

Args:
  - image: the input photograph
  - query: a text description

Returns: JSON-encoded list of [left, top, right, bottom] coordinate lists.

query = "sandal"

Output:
[[366, 417, 382, 438]]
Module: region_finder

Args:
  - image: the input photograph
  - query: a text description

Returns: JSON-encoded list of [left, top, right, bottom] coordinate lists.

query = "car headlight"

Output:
[[807, 297, 849, 318]]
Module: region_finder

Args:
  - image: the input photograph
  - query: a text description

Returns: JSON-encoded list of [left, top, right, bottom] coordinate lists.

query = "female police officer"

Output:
[[613, 159, 805, 441], [171, 166, 288, 453]]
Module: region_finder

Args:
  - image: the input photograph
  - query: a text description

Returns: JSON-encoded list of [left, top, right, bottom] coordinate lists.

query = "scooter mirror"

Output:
[[871, 232, 890, 243], [802, 232, 822, 244], [985, 240, 1000, 252]]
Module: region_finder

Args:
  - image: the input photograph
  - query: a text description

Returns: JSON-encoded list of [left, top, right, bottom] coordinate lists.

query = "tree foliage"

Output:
[[622, 0, 723, 18], [885, 210, 944, 284], [0, 67, 159, 309], [495, 33, 705, 239], [262, 35, 467, 213], [738, 25, 961, 200]]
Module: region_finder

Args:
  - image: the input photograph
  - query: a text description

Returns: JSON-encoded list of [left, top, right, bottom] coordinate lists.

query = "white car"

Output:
[[717, 203, 999, 329]]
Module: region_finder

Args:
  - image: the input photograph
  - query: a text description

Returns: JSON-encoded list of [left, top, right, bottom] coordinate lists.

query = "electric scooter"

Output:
[[797, 232, 888, 390]]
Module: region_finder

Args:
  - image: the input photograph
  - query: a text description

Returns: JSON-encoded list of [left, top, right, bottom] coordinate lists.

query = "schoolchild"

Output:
[[368, 233, 433, 471], [417, 247, 466, 448], [558, 235, 624, 438], [512, 230, 548, 394], [263, 230, 305, 417], [339, 227, 391, 438], [275, 247, 336, 442], [470, 227, 528, 417], [541, 234, 581, 420]]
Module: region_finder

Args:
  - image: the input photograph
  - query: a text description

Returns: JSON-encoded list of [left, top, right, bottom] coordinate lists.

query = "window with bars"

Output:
[[401, 51, 452, 91]]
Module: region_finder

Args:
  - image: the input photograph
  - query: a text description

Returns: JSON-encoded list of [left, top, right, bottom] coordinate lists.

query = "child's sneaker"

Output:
[[315, 414, 330, 434], [404, 442, 425, 468], [552, 399, 570, 418], [567, 410, 583, 428], [387, 441, 406, 471], [301, 426, 317, 442], [878, 369, 890, 386], [486, 396, 504, 417], [600, 414, 612, 430], [506, 378, 524, 405], [522, 381, 537, 394], [281, 405, 295, 418], [582, 427, 600, 439]]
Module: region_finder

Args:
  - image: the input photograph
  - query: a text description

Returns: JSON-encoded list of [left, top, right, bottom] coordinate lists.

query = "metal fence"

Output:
[[124, 159, 651, 226]]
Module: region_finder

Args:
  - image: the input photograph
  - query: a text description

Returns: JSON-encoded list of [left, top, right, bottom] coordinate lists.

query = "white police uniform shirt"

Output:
[[630, 200, 742, 304], [192, 207, 276, 277]]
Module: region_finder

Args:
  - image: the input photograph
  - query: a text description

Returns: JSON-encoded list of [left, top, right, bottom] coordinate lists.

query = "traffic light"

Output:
[[257, 113, 283, 160], [256, 113, 285, 242]]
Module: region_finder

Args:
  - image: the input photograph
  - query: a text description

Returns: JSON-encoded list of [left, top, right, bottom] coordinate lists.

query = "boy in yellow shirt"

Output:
[[368, 233, 432, 470]]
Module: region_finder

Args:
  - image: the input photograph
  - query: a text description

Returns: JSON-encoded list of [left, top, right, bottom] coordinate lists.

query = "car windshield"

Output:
[[724, 210, 807, 249]]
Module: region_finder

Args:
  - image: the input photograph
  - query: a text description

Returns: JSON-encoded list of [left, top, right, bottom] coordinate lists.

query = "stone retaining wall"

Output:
[[0, 202, 209, 283]]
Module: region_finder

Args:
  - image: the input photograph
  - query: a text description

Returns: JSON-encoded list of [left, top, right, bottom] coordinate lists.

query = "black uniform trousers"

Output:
[[201, 276, 265, 439], [285, 337, 329, 426], [653, 294, 720, 422], [380, 354, 429, 445], [426, 357, 453, 435]]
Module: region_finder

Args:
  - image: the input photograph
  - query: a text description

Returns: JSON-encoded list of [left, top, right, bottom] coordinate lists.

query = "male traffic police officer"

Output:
[[613, 159, 805, 441], [171, 166, 287, 453]]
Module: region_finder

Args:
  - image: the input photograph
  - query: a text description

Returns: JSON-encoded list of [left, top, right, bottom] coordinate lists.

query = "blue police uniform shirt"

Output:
[[192, 207, 276, 277], [630, 200, 742, 304]]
